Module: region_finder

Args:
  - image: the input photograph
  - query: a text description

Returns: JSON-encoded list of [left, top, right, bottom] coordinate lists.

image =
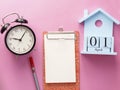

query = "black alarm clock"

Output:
[[1, 13, 36, 55]]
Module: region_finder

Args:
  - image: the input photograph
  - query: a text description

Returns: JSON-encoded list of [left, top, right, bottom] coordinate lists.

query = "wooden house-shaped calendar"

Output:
[[79, 8, 120, 55]]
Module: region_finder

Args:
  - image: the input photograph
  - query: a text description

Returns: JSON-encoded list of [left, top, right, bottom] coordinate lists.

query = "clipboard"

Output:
[[43, 29, 80, 90]]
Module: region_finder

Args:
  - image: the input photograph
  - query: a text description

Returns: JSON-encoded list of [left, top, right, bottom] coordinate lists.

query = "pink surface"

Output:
[[0, 0, 120, 90]]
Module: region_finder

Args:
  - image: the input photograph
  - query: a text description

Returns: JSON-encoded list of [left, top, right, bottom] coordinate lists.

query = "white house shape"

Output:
[[79, 8, 120, 55]]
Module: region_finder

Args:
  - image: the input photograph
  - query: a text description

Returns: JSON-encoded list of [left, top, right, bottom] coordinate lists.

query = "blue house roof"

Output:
[[79, 8, 120, 25]]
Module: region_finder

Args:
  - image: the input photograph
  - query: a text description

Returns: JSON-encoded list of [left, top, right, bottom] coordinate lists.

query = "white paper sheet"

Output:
[[44, 33, 76, 83]]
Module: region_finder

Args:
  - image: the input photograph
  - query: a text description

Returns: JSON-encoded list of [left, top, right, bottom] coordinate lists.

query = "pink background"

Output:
[[0, 0, 120, 90]]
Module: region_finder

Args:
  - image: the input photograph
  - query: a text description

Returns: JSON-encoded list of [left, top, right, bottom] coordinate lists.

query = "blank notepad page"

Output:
[[44, 33, 76, 83]]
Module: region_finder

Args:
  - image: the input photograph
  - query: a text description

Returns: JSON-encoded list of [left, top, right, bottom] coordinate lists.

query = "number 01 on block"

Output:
[[83, 36, 116, 55]]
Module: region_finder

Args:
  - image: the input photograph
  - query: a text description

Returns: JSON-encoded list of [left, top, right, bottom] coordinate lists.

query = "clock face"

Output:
[[5, 25, 36, 55]]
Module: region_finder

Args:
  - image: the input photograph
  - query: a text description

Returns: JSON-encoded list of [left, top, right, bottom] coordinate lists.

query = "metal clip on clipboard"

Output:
[[46, 27, 76, 40]]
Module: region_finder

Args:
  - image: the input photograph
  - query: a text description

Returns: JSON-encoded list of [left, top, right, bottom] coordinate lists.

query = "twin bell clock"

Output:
[[79, 8, 120, 55], [0, 13, 36, 55]]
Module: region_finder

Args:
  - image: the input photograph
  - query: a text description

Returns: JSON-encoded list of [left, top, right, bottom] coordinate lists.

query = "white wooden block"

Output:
[[100, 37, 106, 48], [87, 36, 99, 48], [100, 37, 112, 48], [105, 37, 112, 48], [100, 37, 113, 53]]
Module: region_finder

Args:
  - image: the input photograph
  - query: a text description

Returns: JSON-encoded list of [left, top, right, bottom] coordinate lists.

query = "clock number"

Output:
[[8, 43, 12, 46], [29, 39, 32, 42], [9, 38, 12, 41], [11, 32, 14, 36], [18, 48, 20, 52], [90, 36, 97, 46], [27, 44, 31, 47], [15, 29, 18, 32], [23, 48, 26, 51], [29, 33, 32, 37], [13, 47, 15, 50]]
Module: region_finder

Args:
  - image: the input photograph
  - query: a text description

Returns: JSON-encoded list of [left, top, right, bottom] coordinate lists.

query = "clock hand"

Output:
[[20, 30, 27, 41], [10, 38, 20, 41]]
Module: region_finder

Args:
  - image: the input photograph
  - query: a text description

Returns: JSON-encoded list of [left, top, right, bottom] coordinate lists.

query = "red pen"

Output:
[[29, 56, 40, 90]]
